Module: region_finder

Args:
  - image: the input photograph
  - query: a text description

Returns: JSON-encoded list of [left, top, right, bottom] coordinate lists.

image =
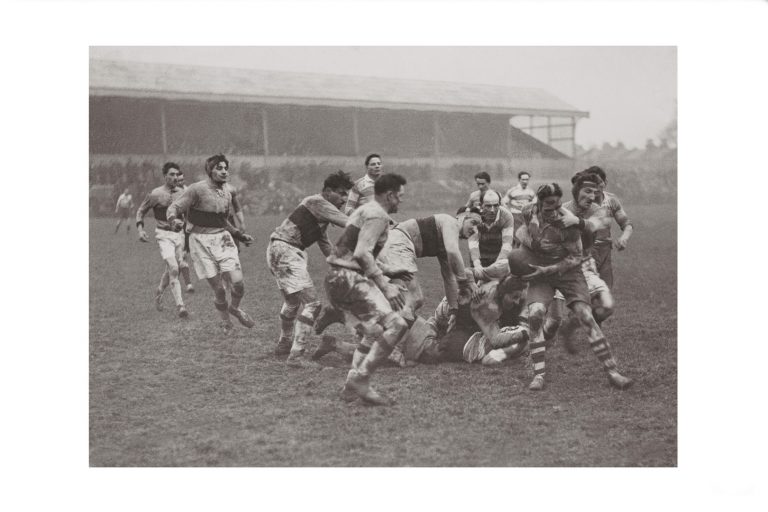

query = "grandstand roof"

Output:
[[90, 59, 589, 119]]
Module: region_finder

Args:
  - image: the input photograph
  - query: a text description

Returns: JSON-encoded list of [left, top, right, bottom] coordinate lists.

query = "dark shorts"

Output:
[[117, 207, 131, 219], [591, 243, 614, 289], [527, 267, 591, 308]]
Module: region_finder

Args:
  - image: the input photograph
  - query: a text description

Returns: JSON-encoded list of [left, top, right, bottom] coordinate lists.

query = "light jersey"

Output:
[[270, 194, 349, 253], [520, 202, 583, 266], [589, 192, 632, 246], [135, 185, 184, 231], [503, 184, 536, 213], [331, 200, 392, 265], [167, 179, 233, 235], [562, 199, 601, 258], [344, 174, 376, 215], [468, 206, 516, 264], [117, 193, 133, 208]]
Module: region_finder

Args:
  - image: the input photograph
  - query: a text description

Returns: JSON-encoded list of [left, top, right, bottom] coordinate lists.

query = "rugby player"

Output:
[[114, 188, 135, 234], [167, 154, 255, 332], [468, 189, 516, 269], [343, 153, 382, 215], [266, 170, 354, 366], [465, 171, 496, 211], [135, 162, 190, 318], [501, 171, 536, 247], [324, 173, 408, 405], [516, 183, 633, 391]]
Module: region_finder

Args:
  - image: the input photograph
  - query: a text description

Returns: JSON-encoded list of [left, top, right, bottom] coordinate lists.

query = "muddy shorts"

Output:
[[155, 228, 185, 262], [324, 267, 394, 335], [266, 239, 314, 295], [189, 231, 241, 280]]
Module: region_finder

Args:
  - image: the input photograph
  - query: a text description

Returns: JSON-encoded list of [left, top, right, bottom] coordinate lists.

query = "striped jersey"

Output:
[[344, 174, 376, 215], [590, 192, 631, 245], [167, 179, 233, 235], [502, 184, 536, 213], [270, 194, 348, 253]]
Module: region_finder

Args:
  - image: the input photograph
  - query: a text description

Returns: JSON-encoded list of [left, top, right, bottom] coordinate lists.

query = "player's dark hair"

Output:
[[536, 183, 563, 202], [517, 171, 531, 180], [374, 173, 407, 195], [571, 174, 600, 201], [324, 170, 354, 191], [474, 171, 491, 183], [480, 189, 501, 205], [583, 165, 606, 184], [162, 162, 180, 175], [365, 153, 381, 166], [205, 154, 229, 176]]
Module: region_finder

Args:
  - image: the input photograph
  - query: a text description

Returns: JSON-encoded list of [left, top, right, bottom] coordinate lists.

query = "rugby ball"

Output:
[[506, 248, 538, 276]]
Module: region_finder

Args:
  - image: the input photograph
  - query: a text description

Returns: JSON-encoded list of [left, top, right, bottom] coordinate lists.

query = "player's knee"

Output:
[[230, 280, 245, 299], [572, 301, 595, 324], [280, 299, 300, 320], [298, 301, 322, 326], [528, 303, 547, 322], [382, 315, 408, 348]]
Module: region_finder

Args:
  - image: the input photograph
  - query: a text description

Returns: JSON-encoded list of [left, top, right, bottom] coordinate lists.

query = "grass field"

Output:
[[89, 203, 676, 467]]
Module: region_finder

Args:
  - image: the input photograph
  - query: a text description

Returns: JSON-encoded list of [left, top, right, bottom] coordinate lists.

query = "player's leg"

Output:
[[286, 287, 324, 368], [224, 268, 254, 328], [154, 268, 169, 311], [163, 256, 187, 317], [277, 292, 300, 356], [181, 232, 194, 292], [204, 273, 233, 329], [591, 289, 614, 326], [570, 301, 632, 389], [526, 302, 549, 390]]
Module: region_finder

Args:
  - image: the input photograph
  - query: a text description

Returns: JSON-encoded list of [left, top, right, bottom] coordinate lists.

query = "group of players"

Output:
[[130, 152, 635, 405]]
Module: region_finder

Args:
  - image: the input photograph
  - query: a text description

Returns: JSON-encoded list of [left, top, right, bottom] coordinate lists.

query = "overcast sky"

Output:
[[91, 46, 676, 150]]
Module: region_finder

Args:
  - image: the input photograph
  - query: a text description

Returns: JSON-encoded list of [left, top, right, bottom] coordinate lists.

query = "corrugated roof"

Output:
[[90, 59, 588, 118]]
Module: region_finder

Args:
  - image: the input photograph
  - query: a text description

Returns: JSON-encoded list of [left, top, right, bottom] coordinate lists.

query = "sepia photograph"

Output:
[[89, 46, 677, 467]]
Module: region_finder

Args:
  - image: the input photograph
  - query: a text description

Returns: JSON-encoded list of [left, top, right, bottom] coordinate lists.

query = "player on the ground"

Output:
[[267, 170, 354, 366], [324, 173, 408, 405], [468, 189, 516, 269], [344, 153, 383, 215], [580, 166, 633, 289], [166, 154, 255, 332], [135, 162, 190, 318], [175, 170, 194, 293], [114, 188, 134, 234], [516, 182, 633, 391], [465, 171, 497, 211]]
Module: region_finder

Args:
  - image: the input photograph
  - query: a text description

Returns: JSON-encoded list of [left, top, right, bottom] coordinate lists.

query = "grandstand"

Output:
[[90, 58, 593, 214]]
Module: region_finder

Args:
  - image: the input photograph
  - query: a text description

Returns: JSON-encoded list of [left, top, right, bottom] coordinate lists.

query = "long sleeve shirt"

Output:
[[519, 202, 583, 275], [135, 185, 183, 231], [270, 194, 349, 256], [343, 174, 376, 215], [167, 179, 235, 235]]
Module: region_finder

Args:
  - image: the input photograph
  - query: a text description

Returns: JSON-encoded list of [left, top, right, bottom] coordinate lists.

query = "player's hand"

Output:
[[614, 237, 629, 251], [171, 219, 184, 232], [555, 208, 580, 228], [382, 282, 406, 311], [138, 230, 149, 243], [521, 264, 552, 281], [461, 280, 483, 303], [241, 234, 255, 247]]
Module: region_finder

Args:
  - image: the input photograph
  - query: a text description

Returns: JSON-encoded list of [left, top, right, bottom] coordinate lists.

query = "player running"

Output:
[[114, 188, 135, 234], [266, 171, 354, 366], [175, 170, 194, 293], [344, 153, 383, 215], [135, 162, 191, 318], [324, 173, 408, 405], [515, 183, 633, 391], [167, 154, 255, 332]]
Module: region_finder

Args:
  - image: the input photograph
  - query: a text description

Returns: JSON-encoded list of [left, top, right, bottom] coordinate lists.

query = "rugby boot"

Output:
[[607, 370, 634, 390], [528, 374, 546, 391], [314, 305, 344, 334], [286, 350, 322, 369], [387, 346, 407, 367], [177, 305, 189, 318], [341, 370, 393, 406], [462, 332, 493, 363], [311, 335, 337, 360], [228, 306, 255, 328], [275, 337, 292, 356]]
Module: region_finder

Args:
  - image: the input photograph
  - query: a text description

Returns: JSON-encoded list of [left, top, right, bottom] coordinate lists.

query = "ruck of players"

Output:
[[133, 152, 635, 406]]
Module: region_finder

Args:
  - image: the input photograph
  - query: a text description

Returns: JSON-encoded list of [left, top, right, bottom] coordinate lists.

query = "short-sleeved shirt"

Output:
[[344, 174, 376, 215], [270, 194, 348, 252], [167, 179, 233, 235], [135, 185, 183, 231]]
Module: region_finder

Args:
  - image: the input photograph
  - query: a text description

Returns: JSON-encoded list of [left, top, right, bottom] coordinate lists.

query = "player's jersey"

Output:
[[503, 185, 536, 212], [465, 188, 500, 210], [117, 193, 133, 209], [561, 199, 600, 255], [331, 200, 391, 263], [590, 192, 632, 246], [135, 185, 183, 231], [167, 179, 233, 235], [344, 174, 376, 215], [520, 203, 582, 265], [395, 215, 449, 259], [468, 207, 516, 264], [270, 194, 348, 252]]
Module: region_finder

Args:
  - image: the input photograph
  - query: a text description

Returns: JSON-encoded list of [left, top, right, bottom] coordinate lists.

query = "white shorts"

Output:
[[266, 239, 314, 295], [155, 229, 184, 262], [377, 228, 419, 274], [189, 231, 241, 280]]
